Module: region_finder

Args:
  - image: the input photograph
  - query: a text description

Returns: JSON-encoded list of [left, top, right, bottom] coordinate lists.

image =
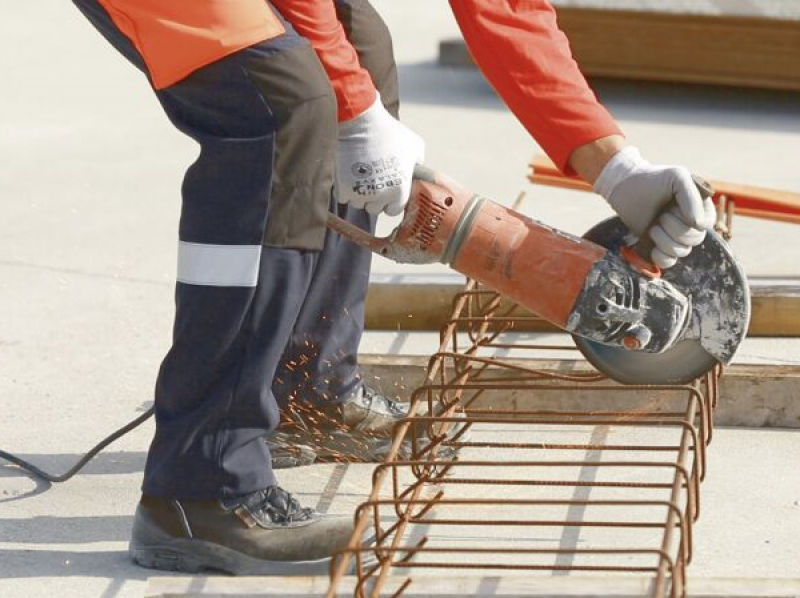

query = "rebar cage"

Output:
[[327, 279, 720, 598]]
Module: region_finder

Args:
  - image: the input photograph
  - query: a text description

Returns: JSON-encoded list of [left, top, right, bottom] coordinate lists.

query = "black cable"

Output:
[[0, 407, 154, 483]]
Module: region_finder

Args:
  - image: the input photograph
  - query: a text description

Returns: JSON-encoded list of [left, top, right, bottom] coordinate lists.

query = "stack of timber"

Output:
[[364, 274, 800, 338], [439, 0, 800, 91]]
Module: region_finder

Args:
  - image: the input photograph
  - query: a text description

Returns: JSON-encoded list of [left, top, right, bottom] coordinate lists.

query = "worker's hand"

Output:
[[336, 94, 425, 216], [594, 146, 716, 269]]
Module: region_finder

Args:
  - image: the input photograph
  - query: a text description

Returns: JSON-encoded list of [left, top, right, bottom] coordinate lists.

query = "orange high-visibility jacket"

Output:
[[96, 0, 620, 172]]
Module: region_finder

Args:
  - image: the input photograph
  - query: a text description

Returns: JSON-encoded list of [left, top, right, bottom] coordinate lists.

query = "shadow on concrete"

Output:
[[0, 451, 146, 503], [397, 60, 800, 134], [0, 515, 133, 544], [0, 548, 148, 580], [0, 451, 146, 478], [590, 78, 800, 134], [0, 476, 52, 504]]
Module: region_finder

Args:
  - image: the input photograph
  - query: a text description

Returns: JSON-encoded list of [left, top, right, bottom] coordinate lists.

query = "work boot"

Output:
[[268, 385, 465, 466], [129, 486, 354, 575], [335, 384, 408, 437], [265, 438, 316, 469]]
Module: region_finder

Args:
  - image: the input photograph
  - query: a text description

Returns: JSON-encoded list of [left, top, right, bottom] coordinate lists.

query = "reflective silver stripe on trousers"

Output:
[[176, 241, 261, 287]]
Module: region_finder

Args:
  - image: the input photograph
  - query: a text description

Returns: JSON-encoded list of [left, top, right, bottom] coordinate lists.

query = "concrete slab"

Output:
[[145, 575, 800, 598], [1, 2, 799, 598], [3, 427, 799, 598]]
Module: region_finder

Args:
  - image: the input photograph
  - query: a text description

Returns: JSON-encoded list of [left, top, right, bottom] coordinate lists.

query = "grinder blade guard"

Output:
[[571, 217, 751, 384], [563, 250, 691, 355]]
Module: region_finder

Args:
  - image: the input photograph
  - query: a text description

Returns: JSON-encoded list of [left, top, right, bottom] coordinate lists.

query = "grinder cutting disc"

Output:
[[573, 217, 751, 385]]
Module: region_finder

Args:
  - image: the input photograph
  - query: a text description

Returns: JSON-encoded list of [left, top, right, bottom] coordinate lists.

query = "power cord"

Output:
[[0, 407, 154, 482]]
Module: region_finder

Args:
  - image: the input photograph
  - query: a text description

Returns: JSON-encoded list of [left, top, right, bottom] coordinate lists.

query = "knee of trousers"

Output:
[[243, 43, 338, 250], [243, 41, 338, 151]]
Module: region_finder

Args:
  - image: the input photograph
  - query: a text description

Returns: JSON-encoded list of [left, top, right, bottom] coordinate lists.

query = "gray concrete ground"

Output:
[[2, 426, 799, 598], [1, 2, 799, 597]]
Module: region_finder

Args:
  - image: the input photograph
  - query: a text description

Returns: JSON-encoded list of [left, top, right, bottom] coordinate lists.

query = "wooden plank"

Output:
[[529, 155, 800, 225], [439, 5, 800, 92], [358, 355, 800, 429], [550, 0, 800, 20], [555, 8, 800, 92], [749, 284, 800, 336], [364, 277, 800, 337]]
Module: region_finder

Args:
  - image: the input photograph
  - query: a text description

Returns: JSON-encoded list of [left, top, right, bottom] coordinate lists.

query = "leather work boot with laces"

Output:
[[129, 486, 354, 575], [265, 438, 317, 469], [336, 384, 408, 437], [267, 385, 464, 467]]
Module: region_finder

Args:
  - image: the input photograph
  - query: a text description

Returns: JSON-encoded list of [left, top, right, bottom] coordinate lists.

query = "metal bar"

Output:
[[327, 277, 716, 598], [529, 154, 800, 225]]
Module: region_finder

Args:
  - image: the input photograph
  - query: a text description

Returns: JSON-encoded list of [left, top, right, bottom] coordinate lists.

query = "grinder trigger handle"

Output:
[[325, 162, 430, 253], [623, 174, 715, 277], [325, 211, 387, 253]]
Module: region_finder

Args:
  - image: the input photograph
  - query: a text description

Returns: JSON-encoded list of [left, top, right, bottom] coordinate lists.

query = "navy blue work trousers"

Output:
[[72, 0, 399, 499]]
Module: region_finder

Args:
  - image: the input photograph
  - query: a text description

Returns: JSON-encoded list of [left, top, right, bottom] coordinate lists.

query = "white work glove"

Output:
[[336, 94, 425, 216], [594, 146, 716, 269]]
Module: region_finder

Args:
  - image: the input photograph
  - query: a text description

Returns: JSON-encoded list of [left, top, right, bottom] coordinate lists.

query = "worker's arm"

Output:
[[450, 0, 714, 267], [277, 0, 622, 178], [270, 0, 376, 121], [568, 135, 627, 184], [449, 0, 622, 175]]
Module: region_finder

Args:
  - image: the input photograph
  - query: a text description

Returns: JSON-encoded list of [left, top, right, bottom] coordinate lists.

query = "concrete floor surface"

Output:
[[1, 1, 799, 597], [2, 427, 799, 598]]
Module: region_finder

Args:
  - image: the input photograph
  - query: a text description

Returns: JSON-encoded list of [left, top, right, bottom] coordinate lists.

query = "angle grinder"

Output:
[[327, 166, 750, 385]]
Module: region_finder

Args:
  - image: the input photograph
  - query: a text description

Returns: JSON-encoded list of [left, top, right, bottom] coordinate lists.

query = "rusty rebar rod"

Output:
[[327, 279, 718, 598]]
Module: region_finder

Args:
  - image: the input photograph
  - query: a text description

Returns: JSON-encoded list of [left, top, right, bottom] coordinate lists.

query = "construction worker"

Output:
[[71, 0, 716, 575]]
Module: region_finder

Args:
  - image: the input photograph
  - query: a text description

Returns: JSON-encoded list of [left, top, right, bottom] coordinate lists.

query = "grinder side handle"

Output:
[[325, 164, 431, 254], [625, 175, 715, 276], [325, 212, 392, 253]]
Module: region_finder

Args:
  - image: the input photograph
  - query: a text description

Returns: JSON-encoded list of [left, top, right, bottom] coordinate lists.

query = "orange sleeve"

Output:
[[271, 0, 376, 121], [449, 0, 623, 173]]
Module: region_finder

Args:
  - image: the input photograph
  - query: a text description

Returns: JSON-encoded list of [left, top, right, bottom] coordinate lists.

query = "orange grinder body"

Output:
[[328, 166, 747, 384], [328, 166, 606, 331]]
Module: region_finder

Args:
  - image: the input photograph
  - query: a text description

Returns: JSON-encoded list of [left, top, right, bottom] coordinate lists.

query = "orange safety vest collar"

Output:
[[97, 0, 286, 89]]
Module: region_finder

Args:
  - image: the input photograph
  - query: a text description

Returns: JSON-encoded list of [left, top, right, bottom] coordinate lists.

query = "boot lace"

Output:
[[258, 486, 315, 524], [361, 385, 406, 418]]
